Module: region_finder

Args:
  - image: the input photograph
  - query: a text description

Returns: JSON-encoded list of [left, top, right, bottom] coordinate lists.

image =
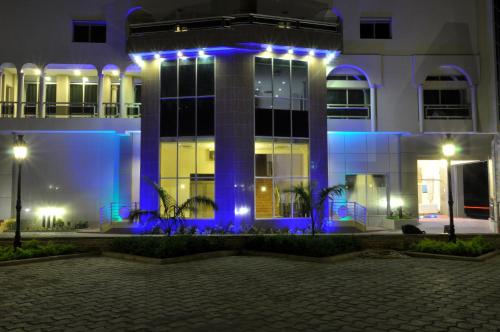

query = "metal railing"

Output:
[[0, 102, 15, 118], [327, 104, 371, 119], [100, 202, 139, 227], [103, 103, 120, 118], [45, 102, 97, 118], [329, 201, 367, 229], [23, 102, 38, 118], [126, 103, 141, 118], [129, 13, 340, 36], [424, 104, 471, 119]]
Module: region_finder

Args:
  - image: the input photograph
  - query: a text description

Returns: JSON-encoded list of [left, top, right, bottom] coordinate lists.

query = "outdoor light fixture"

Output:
[[288, 48, 294, 54], [177, 51, 184, 58], [82, 77, 89, 83], [198, 50, 206, 57], [154, 53, 161, 60], [34, 69, 41, 76], [442, 137, 457, 242], [73, 69, 81, 76], [111, 70, 119, 76], [12, 134, 28, 250], [308, 49, 316, 56], [45, 76, 51, 82], [266, 45, 273, 52]]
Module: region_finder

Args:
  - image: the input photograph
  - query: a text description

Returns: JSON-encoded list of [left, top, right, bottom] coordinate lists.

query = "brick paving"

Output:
[[0, 255, 500, 331]]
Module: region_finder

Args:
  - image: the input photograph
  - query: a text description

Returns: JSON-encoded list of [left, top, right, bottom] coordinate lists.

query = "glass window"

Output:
[[179, 58, 196, 96], [274, 109, 291, 137], [441, 90, 462, 105], [274, 140, 292, 178], [255, 178, 273, 218], [292, 111, 309, 138], [161, 99, 177, 137], [273, 59, 291, 99], [178, 140, 196, 178], [178, 98, 196, 136], [327, 89, 346, 105], [73, 21, 106, 43], [348, 89, 366, 105], [291, 60, 308, 99], [274, 179, 292, 218], [255, 57, 273, 98], [161, 60, 177, 98], [292, 140, 309, 178], [292, 178, 310, 218], [255, 139, 273, 177], [197, 57, 214, 96], [360, 19, 392, 39], [424, 90, 439, 105], [160, 142, 177, 178], [197, 98, 215, 136], [196, 139, 215, 176]]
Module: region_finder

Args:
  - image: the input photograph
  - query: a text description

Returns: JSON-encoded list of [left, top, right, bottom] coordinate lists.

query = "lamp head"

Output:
[[13, 135, 28, 160], [442, 143, 456, 158]]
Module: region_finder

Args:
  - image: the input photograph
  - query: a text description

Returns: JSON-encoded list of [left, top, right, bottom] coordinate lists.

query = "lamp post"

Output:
[[13, 134, 28, 249], [442, 141, 456, 243]]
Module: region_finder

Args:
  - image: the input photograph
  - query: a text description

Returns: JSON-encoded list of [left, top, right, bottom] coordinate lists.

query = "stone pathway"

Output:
[[1, 255, 500, 331]]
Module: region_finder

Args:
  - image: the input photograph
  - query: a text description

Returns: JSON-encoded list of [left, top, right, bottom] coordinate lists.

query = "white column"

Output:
[[97, 73, 105, 118], [16, 71, 24, 118], [470, 84, 478, 132], [370, 87, 377, 132], [119, 73, 127, 118], [0, 70, 3, 117], [37, 73, 46, 118], [417, 84, 424, 133]]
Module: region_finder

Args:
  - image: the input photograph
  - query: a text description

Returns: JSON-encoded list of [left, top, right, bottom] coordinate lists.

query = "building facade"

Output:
[[0, 0, 499, 233]]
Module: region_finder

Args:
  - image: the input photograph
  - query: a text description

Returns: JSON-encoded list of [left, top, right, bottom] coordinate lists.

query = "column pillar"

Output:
[[119, 73, 127, 118], [0, 70, 3, 117], [16, 71, 24, 118], [417, 84, 424, 133], [37, 72, 46, 118], [370, 87, 377, 132], [470, 84, 478, 132], [97, 73, 105, 118]]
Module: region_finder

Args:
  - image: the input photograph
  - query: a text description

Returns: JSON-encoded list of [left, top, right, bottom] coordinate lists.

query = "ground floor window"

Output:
[[160, 138, 215, 218], [255, 138, 309, 219]]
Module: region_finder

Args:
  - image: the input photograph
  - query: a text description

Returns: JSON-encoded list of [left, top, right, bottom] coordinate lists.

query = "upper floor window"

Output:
[[73, 21, 107, 43], [360, 18, 392, 39], [326, 69, 371, 119], [423, 89, 470, 119]]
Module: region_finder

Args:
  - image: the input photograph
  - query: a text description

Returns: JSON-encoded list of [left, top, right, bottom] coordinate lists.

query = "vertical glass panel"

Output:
[[274, 109, 291, 137], [161, 60, 177, 98], [292, 178, 310, 218], [292, 111, 309, 138], [196, 139, 215, 176], [366, 175, 387, 216], [274, 179, 292, 218], [292, 99, 307, 111], [255, 139, 273, 177], [134, 84, 142, 103], [84, 84, 98, 103], [69, 84, 83, 103], [178, 140, 196, 178], [197, 57, 214, 96], [160, 99, 177, 137], [159, 179, 177, 210], [348, 89, 366, 105], [179, 58, 196, 96], [255, 178, 274, 218], [160, 141, 178, 178], [327, 89, 347, 105], [273, 59, 290, 99], [255, 107, 273, 136], [46, 84, 57, 103], [197, 97, 215, 136], [255, 57, 273, 98], [196, 179, 215, 218], [291, 60, 308, 99], [178, 98, 196, 136], [178, 178, 194, 218], [274, 140, 292, 178], [292, 140, 309, 177], [25, 83, 37, 103]]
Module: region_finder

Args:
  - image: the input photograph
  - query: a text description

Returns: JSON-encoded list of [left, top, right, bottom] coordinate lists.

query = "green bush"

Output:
[[110, 236, 227, 259], [412, 236, 494, 257], [244, 235, 361, 257], [0, 240, 77, 261]]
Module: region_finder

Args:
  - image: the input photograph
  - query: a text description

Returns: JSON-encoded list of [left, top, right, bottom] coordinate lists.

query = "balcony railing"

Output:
[[0, 102, 15, 118], [23, 102, 38, 118], [45, 102, 98, 118], [424, 104, 471, 119], [103, 103, 120, 118], [329, 201, 367, 229], [327, 104, 371, 119], [126, 103, 141, 118]]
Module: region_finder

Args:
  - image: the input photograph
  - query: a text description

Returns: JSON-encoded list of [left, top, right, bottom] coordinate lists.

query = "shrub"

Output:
[[244, 235, 361, 257], [0, 219, 16, 232], [0, 240, 77, 261], [110, 236, 227, 259], [412, 236, 494, 257]]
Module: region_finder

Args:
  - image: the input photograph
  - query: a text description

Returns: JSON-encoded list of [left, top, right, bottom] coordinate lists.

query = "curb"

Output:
[[102, 250, 239, 264], [0, 252, 100, 267], [404, 250, 500, 262], [241, 250, 362, 264]]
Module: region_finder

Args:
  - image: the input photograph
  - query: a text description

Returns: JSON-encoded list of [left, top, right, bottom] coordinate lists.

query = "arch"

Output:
[[327, 64, 373, 88], [125, 63, 142, 74], [126, 7, 154, 25], [102, 64, 120, 76], [0, 62, 17, 71], [439, 65, 474, 87], [21, 63, 41, 75]]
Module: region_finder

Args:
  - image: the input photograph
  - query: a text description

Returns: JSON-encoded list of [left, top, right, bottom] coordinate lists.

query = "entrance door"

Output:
[[346, 174, 388, 225]]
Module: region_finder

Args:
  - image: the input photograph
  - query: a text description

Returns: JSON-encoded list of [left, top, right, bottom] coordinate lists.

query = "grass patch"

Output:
[[110, 236, 227, 259], [411, 236, 495, 257], [244, 236, 362, 257], [0, 240, 78, 261]]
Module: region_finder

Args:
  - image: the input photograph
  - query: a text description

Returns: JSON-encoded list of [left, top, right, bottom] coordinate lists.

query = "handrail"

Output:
[[329, 201, 367, 227], [424, 104, 471, 119], [103, 102, 120, 118], [45, 102, 97, 118], [327, 104, 371, 119], [126, 102, 141, 118], [0, 101, 16, 118]]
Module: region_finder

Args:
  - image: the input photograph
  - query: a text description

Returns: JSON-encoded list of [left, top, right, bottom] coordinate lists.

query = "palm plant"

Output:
[[287, 183, 344, 236], [129, 180, 218, 235]]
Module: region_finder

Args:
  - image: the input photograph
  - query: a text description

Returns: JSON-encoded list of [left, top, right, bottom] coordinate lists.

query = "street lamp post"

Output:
[[13, 134, 28, 249], [442, 142, 456, 243]]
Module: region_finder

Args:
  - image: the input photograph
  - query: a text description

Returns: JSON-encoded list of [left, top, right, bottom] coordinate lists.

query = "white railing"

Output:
[[424, 104, 471, 119], [327, 104, 371, 119]]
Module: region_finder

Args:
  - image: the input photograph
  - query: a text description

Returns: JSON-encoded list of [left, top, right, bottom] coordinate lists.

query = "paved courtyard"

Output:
[[1, 255, 500, 331]]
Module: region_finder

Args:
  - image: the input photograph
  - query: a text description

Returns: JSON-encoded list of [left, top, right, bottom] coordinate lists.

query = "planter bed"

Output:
[[0, 252, 99, 267], [102, 250, 238, 264], [405, 250, 499, 262], [241, 250, 362, 263]]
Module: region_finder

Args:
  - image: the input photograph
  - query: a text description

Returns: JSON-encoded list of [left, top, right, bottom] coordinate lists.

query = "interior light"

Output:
[[45, 76, 52, 82], [198, 50, 206, 57], [111, 70, 119, 76], [74, 69, 81, 76], [154, 53, 161, 60], [288, 48, 294, 54], [37, 207, 66, 218], [261, 186, 267, 192], [308, 49, 316, 56], [34, 69, 41, 76], [266, 45, 273, 52], [177, 51, 184, 58], [82, 77, 89, 83]]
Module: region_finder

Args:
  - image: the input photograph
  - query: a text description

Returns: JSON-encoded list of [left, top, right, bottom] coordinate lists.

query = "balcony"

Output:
[[424, 104, 471, 119], [327, 104, 371, 119]]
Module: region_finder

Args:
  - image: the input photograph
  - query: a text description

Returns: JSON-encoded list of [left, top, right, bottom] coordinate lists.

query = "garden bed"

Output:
[[0, 240, 84, 266], [407, 237, 497, 261]]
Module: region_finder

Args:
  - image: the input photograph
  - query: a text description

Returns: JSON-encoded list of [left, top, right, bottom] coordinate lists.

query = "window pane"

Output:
[[25, 84, 37, 103], [292, 111, 309, 138], [84, 85, 98, 103], [360, 22, 374, 39], [73, 24, 89, 42], [160, 99, 177, 137], [255, 97, 273, 110], [160, 142, 177, 178], [274, 97, 290, 110], [348, 89, 365, 105], [90, 24, 106, 43], [273, 59, 290, 99], [161, 60, 177, 98], [274, 140, 291, 177], [179, 58, 196, 96], [292, 178, 310, 218], [291, 60, 308, 99], [256, 178, 273, 218], [424, 90, 439, 104], [274, 179, 292, 218], [197, 97, 214, 136], [292, 99, 307, 111], [255, 57, 273, 98], [178, 140, 196, 178], [255, 107, 273, 136], [46, 84, 57, 103], [178, 178, 194, 218], [70, 84, 83, 103], [255, 140, 273, 177], [178, 98, 196, 136], [292, 140, 309, 177], [375, 22, 392, 39], [441, 90, 462, 105], [159, 179, 177, 209], [327, 89, 347, 105], [197, 57, 214, 96], [274, 109, 291, 137], [196, 139, 215, 176], [196, 179, 215, 218]]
